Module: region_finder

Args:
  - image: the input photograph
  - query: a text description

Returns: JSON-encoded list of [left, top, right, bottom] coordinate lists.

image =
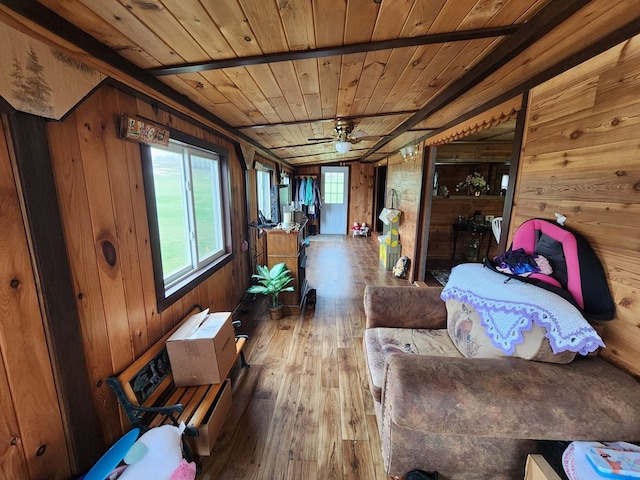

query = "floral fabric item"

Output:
[[446, 299, 576, 363], [441, 263, 605, 356]]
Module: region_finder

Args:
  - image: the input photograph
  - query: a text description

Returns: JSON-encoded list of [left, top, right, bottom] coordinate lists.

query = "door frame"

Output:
[[320, 165, 349, 235], [414, 95, 528, 281]]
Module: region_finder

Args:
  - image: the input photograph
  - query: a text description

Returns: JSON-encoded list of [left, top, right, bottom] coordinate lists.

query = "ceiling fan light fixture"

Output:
[[335, 141, 352, 154]]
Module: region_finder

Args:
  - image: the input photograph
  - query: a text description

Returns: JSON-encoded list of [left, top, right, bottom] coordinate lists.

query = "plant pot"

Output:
[[267, 304, 284, 320]]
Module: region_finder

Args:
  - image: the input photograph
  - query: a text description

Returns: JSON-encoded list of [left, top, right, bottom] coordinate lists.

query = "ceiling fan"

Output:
[[307, 119, 381, 154]]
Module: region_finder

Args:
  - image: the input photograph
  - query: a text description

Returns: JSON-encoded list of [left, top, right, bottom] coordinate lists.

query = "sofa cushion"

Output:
[[364, 327, 461, 402], [446, 298, 576, 363], [384, 354, 640, 440]]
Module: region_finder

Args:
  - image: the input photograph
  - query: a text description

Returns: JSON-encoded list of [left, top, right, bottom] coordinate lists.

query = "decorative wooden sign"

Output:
[[120, 114, 170, 146]]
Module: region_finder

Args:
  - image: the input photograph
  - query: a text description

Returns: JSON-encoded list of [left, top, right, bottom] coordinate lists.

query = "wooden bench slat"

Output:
[[108, 306, 249, 457], [187, 382, 226, 427], [146, 387, 193, 428], [176, 385, 211, 425], [235, 336, 247, 356], [148, 386, 208, 428]]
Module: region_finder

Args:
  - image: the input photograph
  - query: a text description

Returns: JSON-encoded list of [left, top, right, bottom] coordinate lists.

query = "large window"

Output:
[[142, 133, 232, 311]]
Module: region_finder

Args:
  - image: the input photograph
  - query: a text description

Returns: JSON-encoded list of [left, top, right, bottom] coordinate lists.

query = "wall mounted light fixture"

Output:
[[400, 144, 419, 163]]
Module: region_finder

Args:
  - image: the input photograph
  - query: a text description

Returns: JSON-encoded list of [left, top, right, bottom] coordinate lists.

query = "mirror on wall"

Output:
[[425, 118, 516, 270], [432, 118, 515, 198]]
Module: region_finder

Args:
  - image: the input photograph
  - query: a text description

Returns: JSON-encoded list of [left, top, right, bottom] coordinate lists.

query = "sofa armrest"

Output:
[[364, 285, 447, 329], [382, 353, 640, 440]]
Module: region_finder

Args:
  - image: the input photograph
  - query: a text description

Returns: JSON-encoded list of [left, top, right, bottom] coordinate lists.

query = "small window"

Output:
[[324, 171, 344, 204], [142, 133, 233, 311], [256, 166, 273, 221]]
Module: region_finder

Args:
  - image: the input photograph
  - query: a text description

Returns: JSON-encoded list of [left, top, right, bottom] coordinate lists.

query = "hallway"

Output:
[[200, 234, 415, 479]]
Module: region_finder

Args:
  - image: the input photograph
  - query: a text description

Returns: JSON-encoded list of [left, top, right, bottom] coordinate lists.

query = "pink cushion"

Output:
[[512, 219, 583, 309]]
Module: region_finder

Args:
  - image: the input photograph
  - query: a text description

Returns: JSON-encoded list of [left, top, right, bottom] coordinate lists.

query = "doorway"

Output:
[[320, 166, 349, 234], [374, 165, 387, 233], [420, 99, 526, 282]]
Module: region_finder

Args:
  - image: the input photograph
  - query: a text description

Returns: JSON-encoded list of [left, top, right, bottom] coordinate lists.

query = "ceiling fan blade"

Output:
[[350, 130, 382, 141], [307, 137, 333, 142]]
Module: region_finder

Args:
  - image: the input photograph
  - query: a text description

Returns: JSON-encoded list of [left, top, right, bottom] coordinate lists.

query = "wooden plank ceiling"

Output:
[[6, 0, 640, 166]]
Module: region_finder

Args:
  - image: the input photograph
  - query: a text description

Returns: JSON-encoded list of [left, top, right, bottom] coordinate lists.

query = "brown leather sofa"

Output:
[[363, 285, 640, 480]]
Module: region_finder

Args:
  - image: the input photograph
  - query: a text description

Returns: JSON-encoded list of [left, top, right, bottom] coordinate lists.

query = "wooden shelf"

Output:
[[263, 221, 308, 315]]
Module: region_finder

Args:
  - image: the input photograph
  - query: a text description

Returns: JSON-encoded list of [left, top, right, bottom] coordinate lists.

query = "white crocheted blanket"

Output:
[[441, 263, 605, 355]]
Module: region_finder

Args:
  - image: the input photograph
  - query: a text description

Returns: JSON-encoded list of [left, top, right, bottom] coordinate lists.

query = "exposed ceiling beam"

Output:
[[147, 26, 520, 76], [359, 0, 597, 161], [404, 13, 640, 158], [0, 0, 286, 164], [236, 111, 416, 130]]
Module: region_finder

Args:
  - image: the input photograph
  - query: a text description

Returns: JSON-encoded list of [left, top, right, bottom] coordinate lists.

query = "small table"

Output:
[[452, 222, 491, 261]]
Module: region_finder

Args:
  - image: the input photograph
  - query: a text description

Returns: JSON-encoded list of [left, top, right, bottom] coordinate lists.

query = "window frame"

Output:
[[141, 130, 234, 312], [255, 164, 274, 221]]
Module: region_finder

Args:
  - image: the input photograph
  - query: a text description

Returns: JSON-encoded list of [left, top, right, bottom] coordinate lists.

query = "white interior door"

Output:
[[320, 166, 349, 234]]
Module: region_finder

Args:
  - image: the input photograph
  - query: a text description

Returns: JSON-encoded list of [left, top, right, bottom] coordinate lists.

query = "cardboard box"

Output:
[[186, 378, 232, 456], [166, 310, 236, 387]]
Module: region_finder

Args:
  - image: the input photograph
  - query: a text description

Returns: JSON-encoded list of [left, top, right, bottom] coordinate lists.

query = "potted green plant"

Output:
[[246, 262, 294, 320]]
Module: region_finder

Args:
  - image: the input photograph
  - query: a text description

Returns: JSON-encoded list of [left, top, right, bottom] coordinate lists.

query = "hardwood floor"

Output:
[[199, 234, 414, 480]]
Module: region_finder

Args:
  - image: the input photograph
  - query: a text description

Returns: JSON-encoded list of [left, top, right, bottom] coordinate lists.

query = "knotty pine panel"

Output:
[[48, 84, 252, 445], [512, 34, 640, 377], [421, 1, 639, 139], [385, 153, 424, 278], [437, 142, 513, 162], [0, 351, 29, 479], [428, 197, 505, 259], [119, 92, 164, 345], [0, 120, 70, 478], [524, 101, 640, 158], [514, 142, 640, 205], [349, 162, 375, 229], [47, 116, 122, 439], [512, 202, 640, 254]]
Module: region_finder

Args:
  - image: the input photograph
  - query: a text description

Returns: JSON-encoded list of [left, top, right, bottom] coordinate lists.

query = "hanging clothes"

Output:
[[313, 177, 322, 209], [305, 177, 314, 206], [297, 177, 306, 206]]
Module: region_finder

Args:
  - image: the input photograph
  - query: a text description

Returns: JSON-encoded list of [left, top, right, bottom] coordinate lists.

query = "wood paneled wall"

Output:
[[428, 197, 505, 260], [384, 152, 424, 278], [291, 163, 374, 235], [512, 34, 640, 377], [47, 85, 252, 444], [0, 118, 71, 479], [436, 162, 510, 198], [436, 142, 513, 164], [348, 162, 375, 229], [428, 162, 507, 260]]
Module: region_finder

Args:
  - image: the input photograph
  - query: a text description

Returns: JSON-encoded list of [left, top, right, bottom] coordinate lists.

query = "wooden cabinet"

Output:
[[264, 221, 308, 315]]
